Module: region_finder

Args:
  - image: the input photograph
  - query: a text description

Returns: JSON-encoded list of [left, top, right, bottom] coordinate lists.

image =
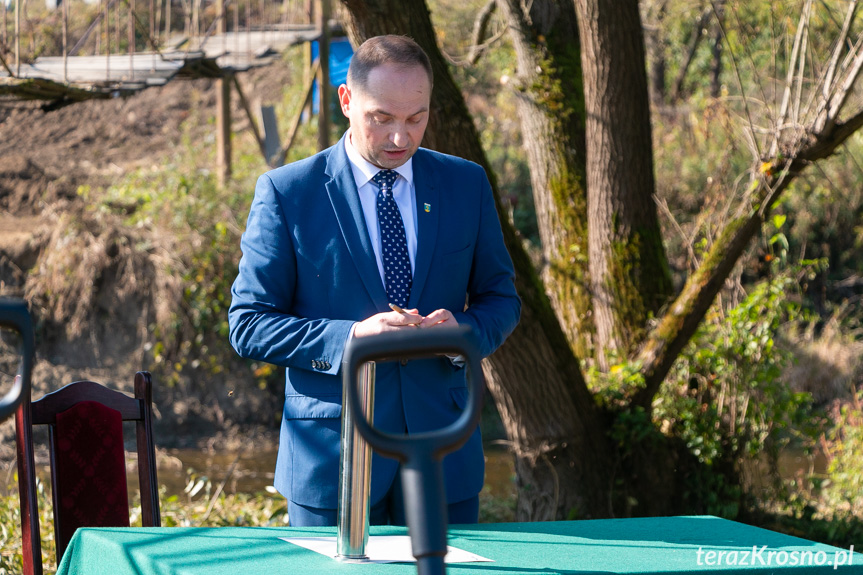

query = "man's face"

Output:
[[338, 63, 431, 169]]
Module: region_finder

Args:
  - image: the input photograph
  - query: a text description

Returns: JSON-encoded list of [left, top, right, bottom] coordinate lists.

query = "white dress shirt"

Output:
[[344, 130, 418, 285], [342, 132, 464, 363]]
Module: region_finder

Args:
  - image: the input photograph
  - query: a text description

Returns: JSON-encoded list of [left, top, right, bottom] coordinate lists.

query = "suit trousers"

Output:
[[287, 467, 480, 527]]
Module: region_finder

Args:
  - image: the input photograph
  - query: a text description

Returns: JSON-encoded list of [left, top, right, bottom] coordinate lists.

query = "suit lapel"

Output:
[[325, 138, 389, 308], [409, 150, 439, 308]]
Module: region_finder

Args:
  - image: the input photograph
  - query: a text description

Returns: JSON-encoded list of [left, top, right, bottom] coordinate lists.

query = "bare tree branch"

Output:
[[468, 0, 498, 65], [822, 0, 858, 101], [438, 0, 506, 67], [654, 196, 699, 270], [792, 12, 810, 129], [771, 0, 813, 158], [670, 4, 712, 103], [823, 36, 863, 132], [710, 0, 761, 160], [727, 3, 776, 139]]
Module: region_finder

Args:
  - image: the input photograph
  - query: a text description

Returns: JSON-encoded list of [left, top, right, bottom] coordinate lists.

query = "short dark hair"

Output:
[[347, 35, 433, 92]]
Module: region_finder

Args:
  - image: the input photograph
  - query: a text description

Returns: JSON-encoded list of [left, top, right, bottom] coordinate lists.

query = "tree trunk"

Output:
[[482, 238, 615, 520], [340, 0, 616, 520], [574, 0, 673, 369], [496, 0, 593, 359]]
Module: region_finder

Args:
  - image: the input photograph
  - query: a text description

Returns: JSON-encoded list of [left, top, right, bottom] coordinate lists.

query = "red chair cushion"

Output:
[[55, 400, 130, 547]]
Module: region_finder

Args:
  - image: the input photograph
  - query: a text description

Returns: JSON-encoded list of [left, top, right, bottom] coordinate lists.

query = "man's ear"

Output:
[[337, 84, 351, 118]]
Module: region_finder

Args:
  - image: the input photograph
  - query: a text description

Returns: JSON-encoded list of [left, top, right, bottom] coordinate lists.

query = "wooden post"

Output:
[[116, 0, 121, 58], [233, 75, 270, 163], [301, 0, 314, 123], [104, 0, 110, 79], [217, 72, 232, 186], [258, 0, 264, 41], [96, 0, 101, 53], [215, 0, 224, 34], [215, 0, 230, 186], [2, 1, 7, 60], [275, 58, 319, 166], [62, 0, 68, 82], [192, 0, 199, 41], [317, 0, 330, 150], [233, 0, 238, 55], [15, 0, 20, 76], [154, 0, 161, 46], [128, 0, 135, 79], [165, 0, 171, 48], [245, 0, 250, 56]]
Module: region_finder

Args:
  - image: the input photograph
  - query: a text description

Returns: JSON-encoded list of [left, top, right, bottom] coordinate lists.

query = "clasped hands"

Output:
[[352, 304, 458, 338]]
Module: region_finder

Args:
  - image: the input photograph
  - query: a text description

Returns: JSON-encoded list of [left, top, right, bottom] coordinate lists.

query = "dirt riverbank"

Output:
[[0, 66, 292, 459]]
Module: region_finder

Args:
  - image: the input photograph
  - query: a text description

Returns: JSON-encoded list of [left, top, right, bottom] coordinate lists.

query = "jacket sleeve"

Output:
[[452, 168, 521, 359], [228, 173, 354, 376]]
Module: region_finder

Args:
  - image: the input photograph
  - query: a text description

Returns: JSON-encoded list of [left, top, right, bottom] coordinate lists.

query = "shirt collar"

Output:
[[344, 129, 414, 188]]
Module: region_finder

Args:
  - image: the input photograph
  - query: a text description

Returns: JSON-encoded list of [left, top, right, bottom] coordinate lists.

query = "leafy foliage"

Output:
[[655, 263, 826, 516], [820, 391, 863, 518], [584, 261, 826, 518], [751, 389, 863, 549], [0, 477, 54, 575], [659, 272, 817, 461], [84, 162, 249, 383]]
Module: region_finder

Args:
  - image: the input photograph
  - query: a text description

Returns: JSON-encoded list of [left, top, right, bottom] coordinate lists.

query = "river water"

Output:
[[160, 442, 825, 503], [159, 443, 518, 500], [0, 436, 824, 508]]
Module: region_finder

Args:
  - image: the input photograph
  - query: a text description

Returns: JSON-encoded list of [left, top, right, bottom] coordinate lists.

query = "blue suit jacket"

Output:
[[228, 134, 520, 509]]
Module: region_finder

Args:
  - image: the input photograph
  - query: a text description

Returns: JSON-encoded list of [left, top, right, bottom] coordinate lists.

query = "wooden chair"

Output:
[[15, 372, 161, 575]]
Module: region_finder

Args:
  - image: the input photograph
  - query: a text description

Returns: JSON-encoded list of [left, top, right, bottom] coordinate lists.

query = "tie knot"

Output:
[[372, 170, 398, 190]]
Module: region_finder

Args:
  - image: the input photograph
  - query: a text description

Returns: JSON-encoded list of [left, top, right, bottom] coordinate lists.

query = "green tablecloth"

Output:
[[56, 516, 863, 575]]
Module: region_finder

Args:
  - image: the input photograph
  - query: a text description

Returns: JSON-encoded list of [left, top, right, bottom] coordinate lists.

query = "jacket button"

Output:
[[400, 359, 408, 366], [323, 362, 331, 370], [311, 360, 319, 369]]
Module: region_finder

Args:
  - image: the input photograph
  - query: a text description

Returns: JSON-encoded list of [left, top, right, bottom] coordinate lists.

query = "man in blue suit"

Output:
[[228, 35, 520, 526]]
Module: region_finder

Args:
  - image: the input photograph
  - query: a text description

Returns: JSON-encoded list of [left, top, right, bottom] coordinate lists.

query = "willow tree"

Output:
[[339, 0, 863, 520]]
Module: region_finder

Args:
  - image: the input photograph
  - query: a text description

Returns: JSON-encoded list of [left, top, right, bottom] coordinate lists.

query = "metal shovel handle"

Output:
[[343, 326, 484, 575], [343, 326, 483, 461], [0, 299, 34, 423]]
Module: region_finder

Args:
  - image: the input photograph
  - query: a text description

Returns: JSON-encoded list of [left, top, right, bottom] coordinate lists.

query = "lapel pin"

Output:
[[424, 203, 431, 213]]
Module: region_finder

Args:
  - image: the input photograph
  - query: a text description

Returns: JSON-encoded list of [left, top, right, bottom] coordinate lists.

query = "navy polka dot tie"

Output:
[[373, 169, 412, 308]]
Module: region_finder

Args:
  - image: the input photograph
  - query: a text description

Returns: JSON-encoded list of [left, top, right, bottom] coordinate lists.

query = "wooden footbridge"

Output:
[[0, 27, 319, 100], [0, 0, 338, 180]]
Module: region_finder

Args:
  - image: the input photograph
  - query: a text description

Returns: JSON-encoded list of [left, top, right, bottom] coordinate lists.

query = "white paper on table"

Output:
[[281, 535, 493, 564]]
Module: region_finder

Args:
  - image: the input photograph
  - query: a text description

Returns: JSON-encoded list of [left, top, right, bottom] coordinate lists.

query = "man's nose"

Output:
[[391, 127, 408, 148]]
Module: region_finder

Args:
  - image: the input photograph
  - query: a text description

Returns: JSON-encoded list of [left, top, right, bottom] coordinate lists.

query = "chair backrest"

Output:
[[15, 371, 161, 575]]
